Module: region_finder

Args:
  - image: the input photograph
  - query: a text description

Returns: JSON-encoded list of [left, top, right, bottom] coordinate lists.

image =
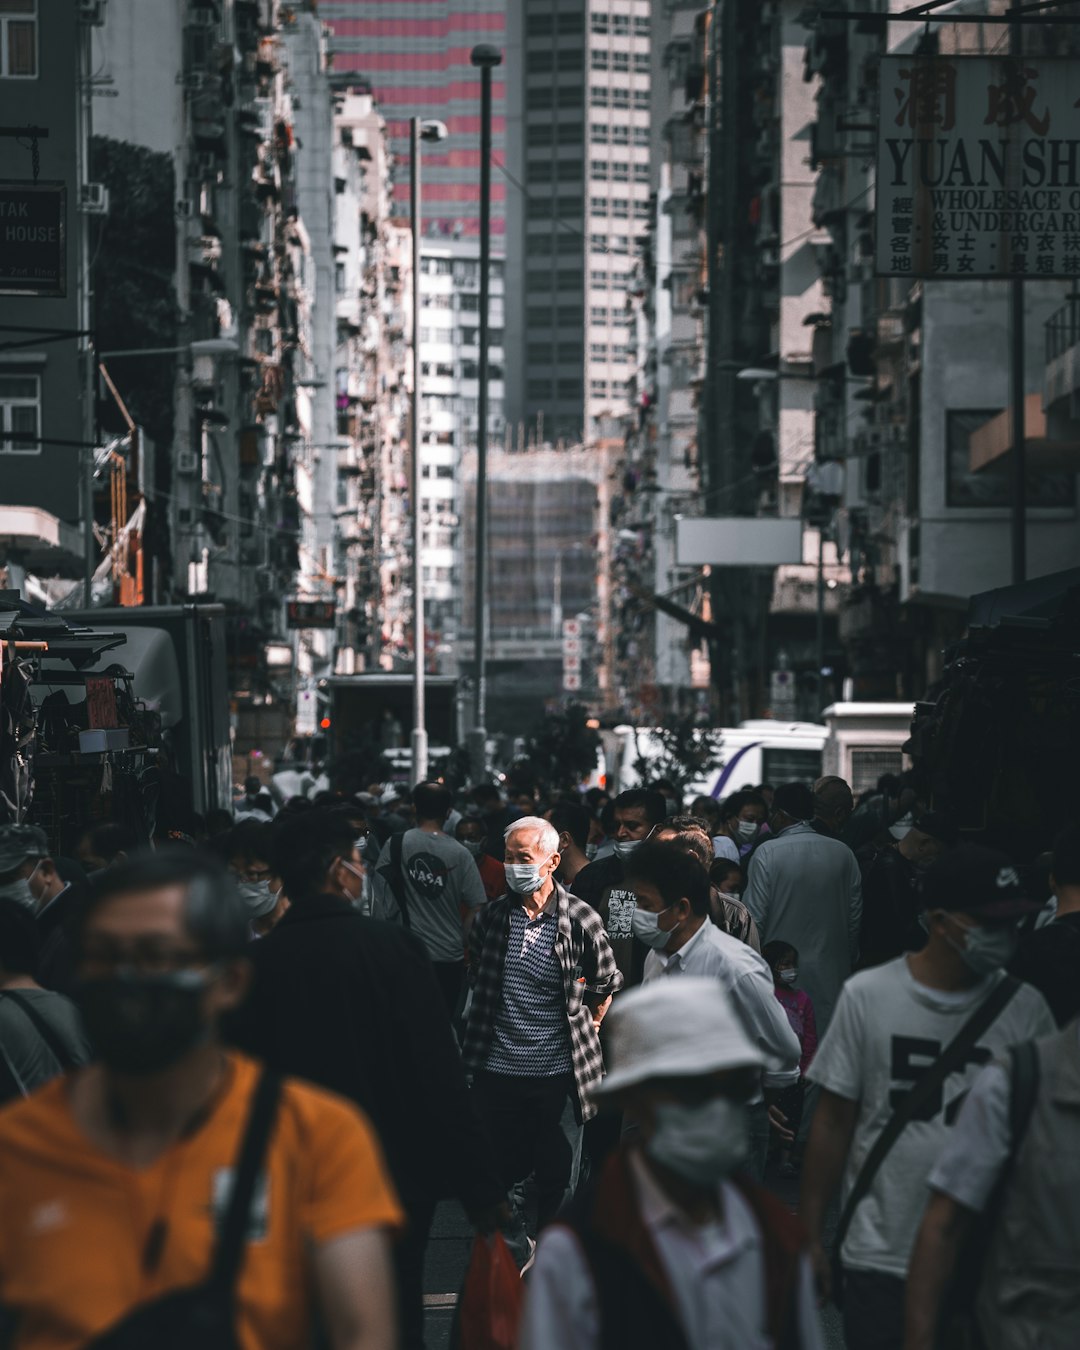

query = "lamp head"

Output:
[[419, 119, 448, 142], [470, 44, 503, 68]]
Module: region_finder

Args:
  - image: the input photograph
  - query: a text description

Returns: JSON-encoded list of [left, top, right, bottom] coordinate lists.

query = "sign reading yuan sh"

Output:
[[876, 55, 1080, 279], [0, 182, 66, 297]]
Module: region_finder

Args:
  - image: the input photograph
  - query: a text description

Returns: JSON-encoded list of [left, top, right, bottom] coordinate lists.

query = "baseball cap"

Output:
[[922, 844, 1043, 921], [0, 824, 48, 875], [592, 977, 763, 1101]]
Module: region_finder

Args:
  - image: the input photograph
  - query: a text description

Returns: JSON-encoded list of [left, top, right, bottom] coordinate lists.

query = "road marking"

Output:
[[423, 1294, 459, 1309]]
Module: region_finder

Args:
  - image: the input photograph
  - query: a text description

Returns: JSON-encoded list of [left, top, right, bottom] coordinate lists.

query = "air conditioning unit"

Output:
[[79, 183, 109, 215], [176, 449, 200, 476], [78, 0, 107, 25]]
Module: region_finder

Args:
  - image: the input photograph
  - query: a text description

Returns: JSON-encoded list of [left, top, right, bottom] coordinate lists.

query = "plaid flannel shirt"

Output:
[[464, 880, 623, 1120]]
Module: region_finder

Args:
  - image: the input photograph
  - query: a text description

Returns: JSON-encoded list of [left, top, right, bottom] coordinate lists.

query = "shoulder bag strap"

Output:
[[0, 991, 79, 1072], [208, 1067, 283, 1300], [834, 974, 1023, 1257], [1006, 1038, 1041, 1150], [388, 831, 410, 929]]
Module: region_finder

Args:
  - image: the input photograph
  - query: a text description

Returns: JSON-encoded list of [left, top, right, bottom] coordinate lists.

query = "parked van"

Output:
[[821, 702, 914, 795], [612, 721, 828, 800]]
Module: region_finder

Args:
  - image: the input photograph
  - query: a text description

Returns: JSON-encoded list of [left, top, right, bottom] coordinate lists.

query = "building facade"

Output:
[[320, 0, 507, 238]]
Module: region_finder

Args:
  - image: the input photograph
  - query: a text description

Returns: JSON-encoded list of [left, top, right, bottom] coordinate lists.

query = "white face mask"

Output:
[[236, 879, 277, 918], [736, 819, 759, 842], [338, 857, 365, 903], [585, 842, 599, 861], [504, 858, 551, 895], [460, 839, 484, 857], [647, 1096, 749, 1185], [0, 877, 35, 911], [631, 904, 675, 950], [947, 919, 1018, 976], [614, 838, 643, 861], [779, 967, 798, 985]]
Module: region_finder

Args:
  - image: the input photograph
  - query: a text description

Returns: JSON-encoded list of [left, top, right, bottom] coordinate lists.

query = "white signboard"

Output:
[[562, 619, 581, 639], [563, 670, 581, 692], [676, 516, 804, 567], [296, 689, 317, 738], [877, 55, 1080, 279]]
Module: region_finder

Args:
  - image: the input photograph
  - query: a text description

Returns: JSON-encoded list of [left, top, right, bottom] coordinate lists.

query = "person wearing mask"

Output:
[[905, 1014, 1080, 1350], [74, 822, 137, 876], [464, 816, 622, 1263], [519, 977, 826, 1350], [0, 899, 90, 1103], [455, 816, 505, 901], [0, 825, 84, 995], [371, 781, 487, 1016], [799, 845, 1054, 1350], [235, 775, 275, 822], [652, 819, 760, 950], [209, 821, 289, 939], [0, 850, 401, 1350], [623, 841, 801, 1183], [744, 781, 862, 1034], [689, 794, 722, 836], [0, 825, 52, 914], [573, 788, 668, 988], [856, 812, 956, 970], [1009, 821, 1080, 1026], [225, 810, 503, 1350], [811, 776, 856, 843], [763, 940, 818, 1177], [548, 801, 594, 891], [714, 790, 769, 863]]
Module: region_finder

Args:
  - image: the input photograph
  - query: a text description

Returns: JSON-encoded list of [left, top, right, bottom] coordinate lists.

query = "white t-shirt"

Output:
[[806, 957, 1055, 1277]]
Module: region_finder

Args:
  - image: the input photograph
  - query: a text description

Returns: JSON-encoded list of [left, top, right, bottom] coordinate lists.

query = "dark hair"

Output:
[[1052, 823, 1080, 889], [668, 813, 712, 835], [614, 788, 667, 827], [600, 801, 617, 834], [209, 820, 274, 869], [722, 790, 768, 821], [455, 815, 484, 838], [709, 857, 743, 890], [0, 899, 41, 975], [772, 782, 815, 821], [654, 827, 712, 871], [244, 776, 262, 796], [689, 795, 721, 821], [763, 940, 798, 970], [624, 840, 711, 917], [584, 787, 609, 810], [74, 849, 250, 961], [413, 781, 453, 822], [472, 783, 502, 806], [79, 822, 138, 864], [273, 810, 355, 904], [204, 809, 235, 838], [550, 801, 591, 851]]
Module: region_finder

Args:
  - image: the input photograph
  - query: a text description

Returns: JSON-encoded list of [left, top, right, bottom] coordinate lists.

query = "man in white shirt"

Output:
[[624, 840, 801, 1181], [744, 780, 862, 1034], [519, 977, 826, 1350], [799, 845, 1055, 1350]]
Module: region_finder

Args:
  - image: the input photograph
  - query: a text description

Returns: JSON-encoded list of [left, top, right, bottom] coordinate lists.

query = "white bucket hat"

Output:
[[592, 976, 764, 1101]]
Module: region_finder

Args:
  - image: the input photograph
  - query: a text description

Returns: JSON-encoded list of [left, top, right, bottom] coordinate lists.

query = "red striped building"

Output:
[[322, 1, 507, 236]]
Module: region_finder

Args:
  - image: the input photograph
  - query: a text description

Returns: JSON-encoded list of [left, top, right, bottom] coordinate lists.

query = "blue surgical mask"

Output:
[[614, 839, 643, 861], [631, 904, 675, 950], [460, 839, 484, 857], [948, 919, 1018, 976], [505, 859, 551, 895]]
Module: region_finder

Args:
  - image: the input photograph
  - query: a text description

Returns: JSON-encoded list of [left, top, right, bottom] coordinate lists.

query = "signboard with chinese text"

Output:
[[0, 182, 66, 297], [285, 599, 336, 629], [877, 56, 1080, 279]]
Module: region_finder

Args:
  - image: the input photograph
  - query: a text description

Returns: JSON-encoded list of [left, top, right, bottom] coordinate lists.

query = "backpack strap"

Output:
[[834, 974, 1023, 1262], [387, 832, 411, 929], [0, 991, 79, 1072], [208, 1067, 283, 1300], [1006, 1038, 1041, 1158]]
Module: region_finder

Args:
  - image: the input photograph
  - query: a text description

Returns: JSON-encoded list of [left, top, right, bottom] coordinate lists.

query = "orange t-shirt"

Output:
[[0, 1053, 403, 1350]]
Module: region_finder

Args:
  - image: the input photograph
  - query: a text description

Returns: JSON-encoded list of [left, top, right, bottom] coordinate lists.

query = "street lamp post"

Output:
[[409, 117, 447, 788], [468, 43, 502, 784]]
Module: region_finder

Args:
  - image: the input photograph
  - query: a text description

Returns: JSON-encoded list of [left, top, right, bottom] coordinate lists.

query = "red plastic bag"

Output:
[[455, 1233, 524, 1350]]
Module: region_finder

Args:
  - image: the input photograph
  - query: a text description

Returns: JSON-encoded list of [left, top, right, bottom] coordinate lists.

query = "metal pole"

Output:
[[816, 525, 826, 701], [469, 45, 502, 782], [409, 117, 428, 786], [1009, 1, 1026, 585]]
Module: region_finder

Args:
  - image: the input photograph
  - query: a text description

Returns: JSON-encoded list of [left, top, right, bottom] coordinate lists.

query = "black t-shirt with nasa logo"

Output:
[[571, 855, 649, 988]]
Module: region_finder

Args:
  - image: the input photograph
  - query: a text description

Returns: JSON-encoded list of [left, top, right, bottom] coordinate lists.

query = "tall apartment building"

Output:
[[416, 240, 505, 666], [320, 0, 507, 238], [505, 0, 652, 443]]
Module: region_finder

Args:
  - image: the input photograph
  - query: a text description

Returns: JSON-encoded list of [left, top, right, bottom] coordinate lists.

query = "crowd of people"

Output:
[[0, 764, 1074, 1349]]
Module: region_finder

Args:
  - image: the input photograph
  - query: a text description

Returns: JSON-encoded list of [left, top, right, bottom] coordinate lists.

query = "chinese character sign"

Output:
[[877, 56, 1080, 279]]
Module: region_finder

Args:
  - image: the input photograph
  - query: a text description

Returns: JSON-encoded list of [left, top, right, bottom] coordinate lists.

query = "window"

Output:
[[589, 87, 608, 108], [1, 0, 36, 79], [561, 49, 584, 72], [633, 89, 650, 108], [611, 199, 630, 219], [527, 307, 551, 327], [611, 87, 631, 109], [590, 123, 608, 144], [634, 163, 650, 181], [590, 49, 608, 71], [459, 327, 478, 346], [634, 127, 649, 145], [527, 85, 554, 111], [589, 195, 608, 216], [612, 15, 630, 34], [531, 160, 555, 183], [633, 15, 651, 35], [335, 262, 345, 294], [946, 410, 1072, 508], [611, 125, 630, 145], [590, 342, 608, 360], [459, 293, 480, 312], [612, 52, 630, 72], [527, 379, 551, 399], [556, 122, 583, 145], [527, 50, 554, 74], [527, 13, 553, 36], [590, 268, 608, 286], [590, 306, 608, 323], [557, 13, 584, 33], [589, 233, 607, 252], [590, 379, 609, 398], [557, 378, 583, 399], [557, 305, 581, 325], [633, 199, 651, 218], [0, 373, 40, 452], [527, 123, 554, 148], [633, 52, 650, 73], [527, 343, 552, 364], [590, 13, 609, 33], [590, 160, 607, 179], [422, 256, 453, 275], [453, 260, 478, 285]]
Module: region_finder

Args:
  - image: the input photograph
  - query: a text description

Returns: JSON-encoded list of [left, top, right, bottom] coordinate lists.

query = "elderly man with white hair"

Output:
[[463, 814, 623, 1260]]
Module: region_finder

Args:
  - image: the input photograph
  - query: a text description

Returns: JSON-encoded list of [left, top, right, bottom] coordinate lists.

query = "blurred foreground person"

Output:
[[227, 810, 502, 1350], [799, 846, 1054, 1350], [0, 850, 401, 1350], [519, 977, 825, 1350]]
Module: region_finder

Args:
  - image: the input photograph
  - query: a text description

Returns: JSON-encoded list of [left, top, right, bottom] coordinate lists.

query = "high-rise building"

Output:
[[505, 0, 651, 443], [320, 1, 507, 238]]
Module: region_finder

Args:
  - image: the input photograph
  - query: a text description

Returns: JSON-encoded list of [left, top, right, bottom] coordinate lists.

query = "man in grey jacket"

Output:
[[743, 781, 862, 1034]]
